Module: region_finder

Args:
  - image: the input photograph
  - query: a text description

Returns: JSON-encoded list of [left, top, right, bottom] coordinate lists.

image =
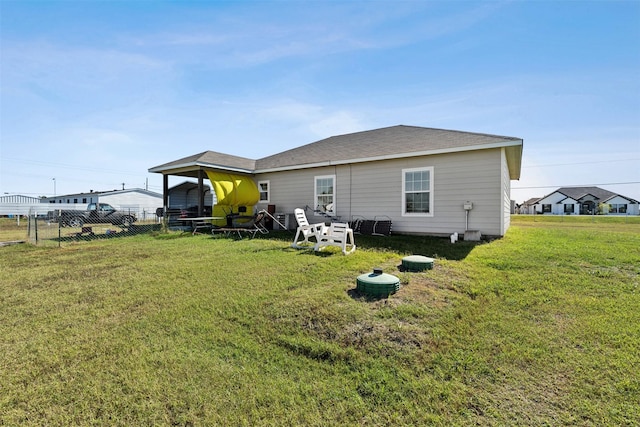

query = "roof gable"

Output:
[[557, 196, 579, 204], [603, 194, 639, 204], [535, 190, 569, 204]]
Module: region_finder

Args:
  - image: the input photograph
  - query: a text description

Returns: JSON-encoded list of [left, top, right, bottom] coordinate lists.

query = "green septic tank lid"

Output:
[[356, 268, 400, 296], [402, 255, 435, 271]]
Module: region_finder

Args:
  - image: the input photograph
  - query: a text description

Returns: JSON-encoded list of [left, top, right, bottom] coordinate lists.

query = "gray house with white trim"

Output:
[[149, 125, 524, 237]]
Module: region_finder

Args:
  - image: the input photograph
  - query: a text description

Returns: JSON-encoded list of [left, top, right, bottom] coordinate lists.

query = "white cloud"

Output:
[[257, 99, 366, 139], [308, 111, 367, 138]]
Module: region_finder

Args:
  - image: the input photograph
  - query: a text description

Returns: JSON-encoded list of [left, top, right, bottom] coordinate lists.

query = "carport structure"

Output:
[[148, 151, 257, 219]]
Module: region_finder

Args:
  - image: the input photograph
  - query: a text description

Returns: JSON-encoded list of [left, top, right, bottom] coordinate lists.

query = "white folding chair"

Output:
[[291, 208, 327, 248], [314, 222, 356, 255]]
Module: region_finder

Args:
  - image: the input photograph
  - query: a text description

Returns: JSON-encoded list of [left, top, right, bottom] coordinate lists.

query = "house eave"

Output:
[[148, 161, 254, 175]]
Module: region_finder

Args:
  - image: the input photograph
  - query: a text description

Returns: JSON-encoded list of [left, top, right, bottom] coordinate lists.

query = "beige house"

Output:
[[149, 125, 524, 237]]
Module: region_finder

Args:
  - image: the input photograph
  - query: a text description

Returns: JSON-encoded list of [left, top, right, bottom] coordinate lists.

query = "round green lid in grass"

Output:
[[402, 255, 435, 271], [356, 268, 400, 297]]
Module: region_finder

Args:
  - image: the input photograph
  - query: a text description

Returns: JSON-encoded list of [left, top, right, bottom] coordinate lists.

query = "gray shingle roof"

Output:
[[522, 197, 541, 206], [255, 125, 522, 171], [552, 186, 637, 203], [149, 151, 256, 173], [149, 125, 523, 179]]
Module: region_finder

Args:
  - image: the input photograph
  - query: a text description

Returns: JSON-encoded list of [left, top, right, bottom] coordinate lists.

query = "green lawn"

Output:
[[1, 216, 639, 426]]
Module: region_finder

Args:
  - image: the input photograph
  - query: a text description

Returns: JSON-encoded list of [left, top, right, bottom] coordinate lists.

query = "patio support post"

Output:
[[198, 169, 205, 217], [163, 174, 169, 211]]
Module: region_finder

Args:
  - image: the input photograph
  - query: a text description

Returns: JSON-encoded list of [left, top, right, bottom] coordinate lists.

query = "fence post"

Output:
[[162, 206, 168, 232]]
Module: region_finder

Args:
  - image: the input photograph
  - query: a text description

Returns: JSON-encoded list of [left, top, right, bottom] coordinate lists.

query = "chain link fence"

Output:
[[0, 203, 162, 247], [27, 216, 162, 247]]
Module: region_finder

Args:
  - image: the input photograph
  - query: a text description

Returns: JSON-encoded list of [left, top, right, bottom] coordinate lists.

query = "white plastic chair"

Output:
[[291, 208, 327, 248], [314, 222, 356, 255]]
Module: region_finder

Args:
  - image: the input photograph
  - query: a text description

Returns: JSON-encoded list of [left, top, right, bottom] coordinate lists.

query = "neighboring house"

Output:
[[517, 197, 540, 215], [149, 125, 524, 237], [41, 188, 163, 220], [533, 187, 639, 216]]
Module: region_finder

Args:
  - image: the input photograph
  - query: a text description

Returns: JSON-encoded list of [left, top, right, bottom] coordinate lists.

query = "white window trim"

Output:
[[258, 180, 270, 204], [314, 174, 336, 215], [401, 166, 434, 217]]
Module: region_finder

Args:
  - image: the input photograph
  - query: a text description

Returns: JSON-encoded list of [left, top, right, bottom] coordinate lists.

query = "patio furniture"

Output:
[[314, 222, 356, 255], [212, 211, 269, 239], [291, 208, 327, 248], [349, 215, 392, 236]]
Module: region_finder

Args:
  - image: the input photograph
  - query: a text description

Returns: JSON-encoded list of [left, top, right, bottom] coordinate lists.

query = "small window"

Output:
[[315, 175, 335, 214], [402, 167, 433, 216], [610, 204, 627, 214], [564, 204, 573, 214], [258, 180, 270, 203], [542, 204, 552, 213]]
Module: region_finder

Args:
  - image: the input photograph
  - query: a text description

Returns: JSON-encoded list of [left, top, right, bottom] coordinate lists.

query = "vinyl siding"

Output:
[[501, 147, 511, 235], [255, 167, 334, 223], [257, 147, 509, 236]]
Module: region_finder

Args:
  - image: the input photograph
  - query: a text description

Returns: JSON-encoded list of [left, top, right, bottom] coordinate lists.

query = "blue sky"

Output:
[[1, 0, 639, 204]]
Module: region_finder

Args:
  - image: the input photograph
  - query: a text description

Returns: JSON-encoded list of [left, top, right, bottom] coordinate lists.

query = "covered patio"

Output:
[[148, 151, 259, 222]]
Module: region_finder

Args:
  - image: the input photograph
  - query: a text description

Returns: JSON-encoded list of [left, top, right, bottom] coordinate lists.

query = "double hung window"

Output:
[[258, 180, 270, 203], [402, 167, 433, 216], [315, 175, 335, 214]]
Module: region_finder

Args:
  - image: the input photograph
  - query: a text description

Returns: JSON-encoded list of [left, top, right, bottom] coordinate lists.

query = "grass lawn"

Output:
[[1, 216, 639, 426]]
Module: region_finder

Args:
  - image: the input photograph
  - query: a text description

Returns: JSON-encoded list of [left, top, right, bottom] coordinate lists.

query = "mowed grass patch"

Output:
[[446, 220, 640, 424], [0, 217, 28, 242], [1, 219, 639, 426]]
